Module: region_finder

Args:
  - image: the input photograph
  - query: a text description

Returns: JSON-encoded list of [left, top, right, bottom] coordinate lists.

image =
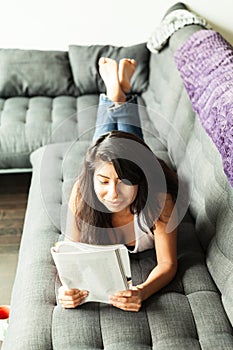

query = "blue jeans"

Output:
[[93, 94, 144, 141]]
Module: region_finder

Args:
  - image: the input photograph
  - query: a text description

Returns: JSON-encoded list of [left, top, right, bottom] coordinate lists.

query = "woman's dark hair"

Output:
[[74, 130, 178, 244]]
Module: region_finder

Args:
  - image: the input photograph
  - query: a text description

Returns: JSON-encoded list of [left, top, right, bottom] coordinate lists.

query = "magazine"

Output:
[[51, 241, 132, 304]]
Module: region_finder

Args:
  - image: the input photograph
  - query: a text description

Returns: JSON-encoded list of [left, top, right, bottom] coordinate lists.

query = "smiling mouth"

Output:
[[104, 200, 122, 206]]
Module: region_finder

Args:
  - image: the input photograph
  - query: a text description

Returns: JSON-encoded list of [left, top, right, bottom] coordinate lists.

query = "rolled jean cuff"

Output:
[[99, 93, 137, 108], [99, 93, 114, 107]]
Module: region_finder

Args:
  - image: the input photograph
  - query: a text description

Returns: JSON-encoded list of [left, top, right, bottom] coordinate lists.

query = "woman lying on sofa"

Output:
[[58, 57, 178, 312]]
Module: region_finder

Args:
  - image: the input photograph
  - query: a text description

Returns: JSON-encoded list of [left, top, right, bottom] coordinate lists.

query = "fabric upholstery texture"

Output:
[[2, 3, 233, 349], [173, 28, 233, 326], [68, 43, 150, 94], [0, 43, 150, 171], [147, 6, 210, 53], [174, 29, 233, 187], [142, 24, 233, 327], [0, 49, 78, 97], [0, 95, 98, 169], [4, 140, 233, 349]]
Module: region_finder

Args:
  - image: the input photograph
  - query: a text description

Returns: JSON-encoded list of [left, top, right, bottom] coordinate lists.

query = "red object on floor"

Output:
[[0, 305, 10, 319]]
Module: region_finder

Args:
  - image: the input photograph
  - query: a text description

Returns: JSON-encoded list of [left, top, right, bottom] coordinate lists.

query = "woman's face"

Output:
[[93, 161, 138, 213]]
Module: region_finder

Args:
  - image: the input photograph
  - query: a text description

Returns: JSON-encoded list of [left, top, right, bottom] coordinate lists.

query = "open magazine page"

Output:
[[54, 241, 126, 253], [51, 242, 132, 304]]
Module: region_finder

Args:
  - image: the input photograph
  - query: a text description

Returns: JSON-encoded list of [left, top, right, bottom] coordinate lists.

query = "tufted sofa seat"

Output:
[[0, 96, 76, 168], [2, 3, 233, 349], [0, 43, 149, 172]]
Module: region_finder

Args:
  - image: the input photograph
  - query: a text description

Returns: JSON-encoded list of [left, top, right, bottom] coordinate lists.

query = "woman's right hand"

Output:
[[58, 286, 89, 308]]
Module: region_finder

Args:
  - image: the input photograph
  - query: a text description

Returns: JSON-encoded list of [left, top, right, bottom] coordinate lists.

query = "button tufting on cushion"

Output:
[[0, 95, 97, 169]]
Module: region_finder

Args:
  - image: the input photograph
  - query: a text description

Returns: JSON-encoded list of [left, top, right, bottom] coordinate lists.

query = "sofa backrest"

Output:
[[0, 49, 79, 97], [0, 44, 150, 98], [142, 24, 233, 325], [0, 43, 150, 172]]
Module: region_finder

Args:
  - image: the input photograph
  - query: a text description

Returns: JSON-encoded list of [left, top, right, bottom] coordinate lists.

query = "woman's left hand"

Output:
[[109, 287, 143, 312]]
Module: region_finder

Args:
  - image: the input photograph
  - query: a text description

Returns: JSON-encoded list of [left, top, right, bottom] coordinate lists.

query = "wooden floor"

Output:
[[0, 173, 31, 309], [0, 173, 31, 244]]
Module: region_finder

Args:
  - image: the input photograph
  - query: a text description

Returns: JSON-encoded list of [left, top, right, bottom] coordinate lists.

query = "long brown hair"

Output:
[[75, 130, 178, 244]]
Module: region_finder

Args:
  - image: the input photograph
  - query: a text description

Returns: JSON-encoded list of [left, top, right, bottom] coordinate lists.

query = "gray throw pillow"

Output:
[[68, 43, 150, 94], [0, 49, 78, 97]]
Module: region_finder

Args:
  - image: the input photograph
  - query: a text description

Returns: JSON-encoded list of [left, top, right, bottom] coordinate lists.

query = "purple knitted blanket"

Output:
[[174, 29, 233, 186]]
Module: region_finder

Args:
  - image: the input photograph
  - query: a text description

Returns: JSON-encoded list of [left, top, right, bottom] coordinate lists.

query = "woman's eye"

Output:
[[99, 180, 108, 185]]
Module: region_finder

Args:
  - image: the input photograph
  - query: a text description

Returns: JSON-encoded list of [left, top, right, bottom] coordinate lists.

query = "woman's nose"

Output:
[[107, 183, 118, 200]]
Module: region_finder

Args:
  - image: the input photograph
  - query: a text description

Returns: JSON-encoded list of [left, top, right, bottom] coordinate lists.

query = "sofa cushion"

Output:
[[143, 24, 233, 327], [0, 95, 99, 169], [4, 139, 233, 349], [0, 94, 167, 171], [68, 43, 150, 94], [0, 49, 79, 97], [174, 28, 233, 326]]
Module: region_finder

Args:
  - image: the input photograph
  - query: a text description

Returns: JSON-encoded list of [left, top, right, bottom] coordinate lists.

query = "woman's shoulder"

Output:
[[68, 179, 80, 212], [157, 192, 175, 224]]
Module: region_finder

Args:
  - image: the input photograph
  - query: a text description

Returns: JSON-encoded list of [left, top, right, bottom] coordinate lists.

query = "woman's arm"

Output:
[[64, 180, 80, 242], [137, 193, 177, 299], [59, 181, 89, 308], [109, 193, 178, 311]]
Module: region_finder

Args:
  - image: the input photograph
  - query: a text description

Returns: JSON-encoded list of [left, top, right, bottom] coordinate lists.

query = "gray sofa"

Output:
[[0, 40, 149, 172], [3, 3, 233, 349]]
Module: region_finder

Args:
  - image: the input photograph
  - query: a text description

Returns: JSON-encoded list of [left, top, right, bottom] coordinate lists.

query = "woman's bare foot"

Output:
[[98, 57, 126, 103], [118, 58, 136, 93]]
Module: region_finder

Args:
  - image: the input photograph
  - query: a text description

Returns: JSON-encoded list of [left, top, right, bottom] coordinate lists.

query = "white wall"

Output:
[[0, 0, 233, 50]]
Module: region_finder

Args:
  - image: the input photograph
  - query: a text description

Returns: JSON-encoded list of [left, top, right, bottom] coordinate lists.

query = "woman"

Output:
[[58, 57, 178, 312]]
